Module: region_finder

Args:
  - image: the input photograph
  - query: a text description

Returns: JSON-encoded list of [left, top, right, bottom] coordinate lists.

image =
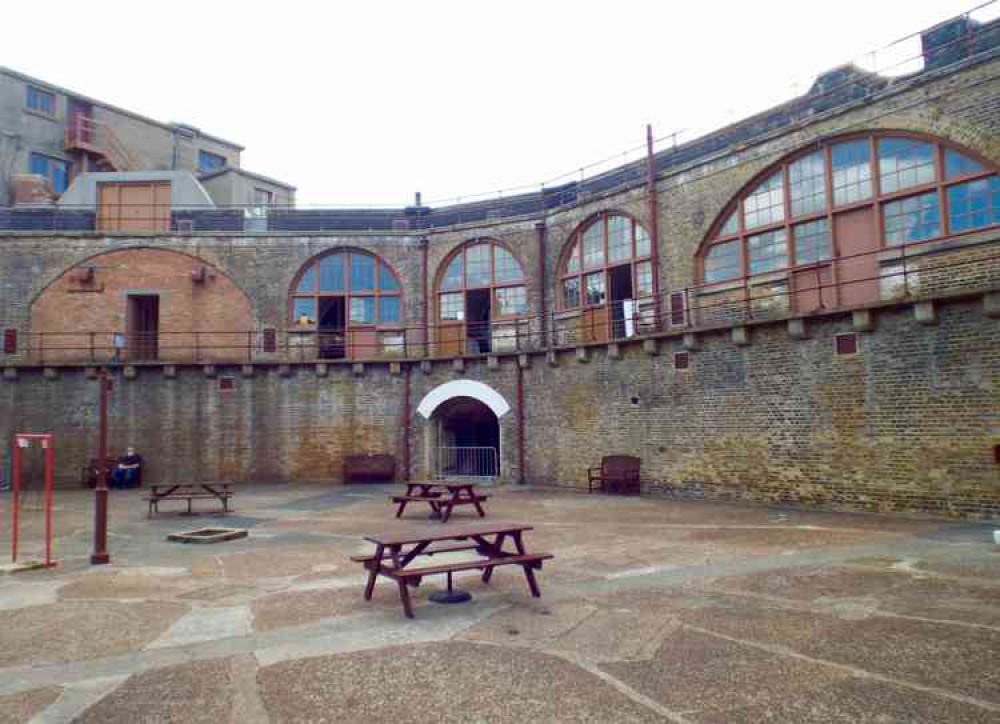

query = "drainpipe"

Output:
[[535, 221, 547, 349], [516, 363, 526, 485], [402, 363, 411, 482], [646, 124, 662, 323], [420, 236, 429, 357]]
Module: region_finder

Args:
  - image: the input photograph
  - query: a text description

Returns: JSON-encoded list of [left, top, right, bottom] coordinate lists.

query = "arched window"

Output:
[[699, 132, 999, 293], [557, 212, 653, 311], [435, 239, 527, 356], [290, 249, 403, 359]]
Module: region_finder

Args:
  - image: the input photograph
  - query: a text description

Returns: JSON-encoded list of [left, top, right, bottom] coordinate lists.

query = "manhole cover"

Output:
[[167, 528, 248, 544]]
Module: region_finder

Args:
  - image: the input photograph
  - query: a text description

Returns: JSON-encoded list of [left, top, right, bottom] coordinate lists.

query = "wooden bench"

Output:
[[145, 484, 233, 518], [80, 457, 142, 489]]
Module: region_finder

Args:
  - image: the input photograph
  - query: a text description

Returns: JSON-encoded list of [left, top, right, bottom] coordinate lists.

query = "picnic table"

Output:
[[391, 481, 489, 522], [352, 521, 553, 619], [145, 483, 233, 518]]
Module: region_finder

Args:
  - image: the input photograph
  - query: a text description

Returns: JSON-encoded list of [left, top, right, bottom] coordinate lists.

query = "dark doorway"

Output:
[[318, 297, 346, 359], [608, 264, 634, 340], [436, 396, 500, 479], [127, 295, 159, 361], [466, 289, 491, 355]]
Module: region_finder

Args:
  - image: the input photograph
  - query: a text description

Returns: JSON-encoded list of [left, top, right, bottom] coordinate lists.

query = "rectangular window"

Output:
[[635, 261, 653, 296], [28, 153, 70, 193], [350, 254, 375, 291], [26, 86, 55, 116], [947, 176, 1000, 233], [3, 329, 17, 355], [704, 240, 741, 283], [747, 229, 788, 275], [262, 328, 277, 353], [466, 245, 490, 286], [883, 192, 941, 245], [378, 296, 401, 323], [198, 150, 227, 173], [292, 298, 316, 325], [789, 151, 827, 217], [349, 297, 375, 324], [584, 272, 605, 306], [878, 138, 935, 194], [743, 173, 785, 229], [608, 216, 631, 262], [495, 286, 527, 316], [562, 277, 581, 308], [493, 246, 522, 282], [673, 351, 690, 370], [254, 188, 273, 206], [582, 224, 604, 269], [793, 218, 832, 264], [669, 291, 686, 326], [439, 293, 464, 321], [318, 255, 344, 292], [835, 332, 858, 356], [831, 140, 872, 206]]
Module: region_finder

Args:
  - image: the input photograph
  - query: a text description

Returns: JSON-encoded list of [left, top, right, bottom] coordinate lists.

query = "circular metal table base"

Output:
[[429, 571, 472, 604]]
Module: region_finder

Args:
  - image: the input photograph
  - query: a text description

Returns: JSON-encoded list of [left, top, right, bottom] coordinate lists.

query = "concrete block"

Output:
[[575, 347, 590, 363], [452, 358, 465, 373], [487, 355, 500, 370], [982, 291, 1000, 318], [352, 362, 365, 377], [643, 339, 659, 356], [788, 318, 808, 340], [278, 364, 291, 378], [607, 343, 622, 360], [314, 363, 328, 378], [914, 300, 937, 325], [163, 365, 177, 379], [203, 364, 216, 378], [3, 367, 17, 381], [546, 350, 559, 367], [85, 367, 98, 379], [123, 365, 137, 379], [389, 362, 402, 376], [421, 360, 433, 375], [43, 367, 57, 380], [242, 365, 254, 378], [683, 332, 701, 351], [852, 309, 875, 332], [518, 353, 531, 369], [732, 326, 750, 346]]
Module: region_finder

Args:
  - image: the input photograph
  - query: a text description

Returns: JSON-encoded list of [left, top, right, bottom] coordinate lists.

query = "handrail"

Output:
[[65, 116, 138, 172]]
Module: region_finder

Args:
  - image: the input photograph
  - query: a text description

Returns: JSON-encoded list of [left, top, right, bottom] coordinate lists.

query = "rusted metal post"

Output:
[[43, 437, 53, 567], [420, 237, 430, 357], [402, 363, 412, 482], [646, 124, 662, 331], [516, 363, 525, 485], [10, 436, 20, 563], [91, 372, 110, 565], [535, 221, 547, 349]]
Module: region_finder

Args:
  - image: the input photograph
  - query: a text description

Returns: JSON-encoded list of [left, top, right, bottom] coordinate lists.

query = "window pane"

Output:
[[743, 172, 785, 229], [51, 160, 69, 194], [441, 256, 463, 291], [635, 224, 651, 257], [944, 149, 983, 180], [704, 241, 741, 283], [793, 219, 832, 264], [584, 272, 606, 305], [883, 192, 941, 245], [349, 296, 375, 324], [582, 222, 604, 269], [378, 261, 400, 291], [318, 254, 344, 292], [466, 244, 490, 286], [495, 286, 527, 316], [947, 176, 1000, 233], [747, 229, 788, 274], [350, 254, 375, 291], [28, 153, 48, 175], [562, 277, 581, 308], [878, 138, 936, 194], [198, 150, 227, 173], [439, 292, 464, 321], [608, 215, 631, 262], [292, 298, 316, 324], [831, 140, 873, 206], [565, 242, 581, 274], [493, 246, 523, 282], [789, 151, 827, 217], [718, 210, 739, 237], [635, 261, 653, 296], [379, 296, 401, 323], [297, 265, 316, 292]]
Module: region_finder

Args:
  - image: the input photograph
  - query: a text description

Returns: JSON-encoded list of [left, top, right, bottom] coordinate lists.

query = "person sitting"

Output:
[[110, 447, 143, 489]]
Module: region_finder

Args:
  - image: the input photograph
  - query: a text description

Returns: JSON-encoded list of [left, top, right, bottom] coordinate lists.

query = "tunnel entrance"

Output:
[[434, 396, 500, 480]]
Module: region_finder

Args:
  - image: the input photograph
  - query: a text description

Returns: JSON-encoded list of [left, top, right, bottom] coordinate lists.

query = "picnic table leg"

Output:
[[473, 497, 486, 518], [395, 498, 408, 518], [364, 544, 384, 600], [397, 578, 415, 619], [482, 533, 506, 584], [522, 565, 542, 598]]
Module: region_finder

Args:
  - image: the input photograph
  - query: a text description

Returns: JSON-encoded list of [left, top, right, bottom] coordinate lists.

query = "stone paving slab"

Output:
[[0, 686, 61, 724]]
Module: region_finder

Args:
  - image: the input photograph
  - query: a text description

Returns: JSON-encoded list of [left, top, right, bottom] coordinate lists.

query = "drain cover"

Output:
[[167, 528, 248, 544]]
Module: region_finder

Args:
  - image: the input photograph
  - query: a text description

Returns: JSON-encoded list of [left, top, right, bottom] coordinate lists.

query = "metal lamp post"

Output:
[[90, 368, 111, 565]]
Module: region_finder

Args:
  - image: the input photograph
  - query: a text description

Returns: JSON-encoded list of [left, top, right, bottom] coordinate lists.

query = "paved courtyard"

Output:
[[1, 483, 999, 723]]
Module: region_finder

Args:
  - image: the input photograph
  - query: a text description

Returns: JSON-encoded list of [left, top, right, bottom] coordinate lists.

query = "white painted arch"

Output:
[[417, 380, 511, 420]]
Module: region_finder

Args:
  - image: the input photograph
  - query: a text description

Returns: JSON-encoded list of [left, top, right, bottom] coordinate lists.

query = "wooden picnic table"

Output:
[[145, 483, 233, 518], [391, 481, 489, 523], [353, 521, 553, 619]]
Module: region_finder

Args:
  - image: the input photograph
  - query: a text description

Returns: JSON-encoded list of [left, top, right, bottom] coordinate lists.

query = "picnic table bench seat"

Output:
[[145, 484, 233, 517], [391, 482, 490, 522]]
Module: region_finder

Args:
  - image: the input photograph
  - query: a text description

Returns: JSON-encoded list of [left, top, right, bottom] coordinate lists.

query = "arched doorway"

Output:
[[417, 380, 511, 482]]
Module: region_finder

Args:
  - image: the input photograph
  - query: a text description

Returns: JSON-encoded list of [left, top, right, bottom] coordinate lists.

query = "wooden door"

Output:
[[127, 295, 159, 361], [792, 264, 836, 314], [834, 207, 880, 307], [348, 328, 376, 360], [437, 323, 463, 357], [582, 306, 609, 344], [98, 182, 171, 232]]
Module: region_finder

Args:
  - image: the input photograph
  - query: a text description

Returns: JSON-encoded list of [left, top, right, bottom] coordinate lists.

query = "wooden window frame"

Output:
[[435, 239, 528, 323], [557, 212, 653, 311]]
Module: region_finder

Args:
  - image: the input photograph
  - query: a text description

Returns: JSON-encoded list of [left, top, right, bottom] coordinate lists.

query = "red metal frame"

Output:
[[9, 433, 55, 567]]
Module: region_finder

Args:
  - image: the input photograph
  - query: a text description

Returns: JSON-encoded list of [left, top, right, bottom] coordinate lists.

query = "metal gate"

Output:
[[438, 446, 499, 480]]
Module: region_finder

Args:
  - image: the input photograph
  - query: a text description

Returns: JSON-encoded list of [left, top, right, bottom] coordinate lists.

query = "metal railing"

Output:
[[8, 238, 1000, 365], [437, 446, 499, 480]]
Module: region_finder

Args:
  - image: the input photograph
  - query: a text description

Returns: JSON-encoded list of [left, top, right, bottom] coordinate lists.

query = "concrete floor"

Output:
[[1, 484, 998, 723]]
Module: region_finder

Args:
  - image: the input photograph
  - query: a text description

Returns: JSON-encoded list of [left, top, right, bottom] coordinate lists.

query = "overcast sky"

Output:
[[4, 0, 991, 206]]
